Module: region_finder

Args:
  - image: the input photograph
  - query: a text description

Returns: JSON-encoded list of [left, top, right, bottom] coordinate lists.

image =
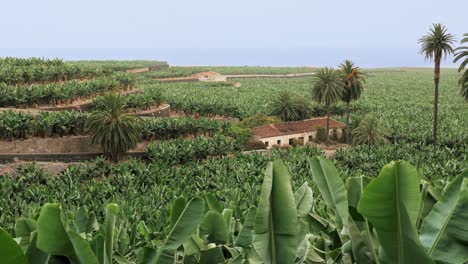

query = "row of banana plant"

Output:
[[1, 157, 466, 263], [145, 135, 239, 165], [140, 117, 225, 140], [0, 111, 225, 141], [0, 57, 115, 86], [0, 73, 136, 107]]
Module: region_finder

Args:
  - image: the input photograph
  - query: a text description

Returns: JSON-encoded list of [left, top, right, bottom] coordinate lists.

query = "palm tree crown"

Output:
[[454, 33, 468, 101], [339, 60, 366, 103], [312, 67, 344, 145], [312, 67, 344, 107], [419, 24, 456, 63], [352, 115, 390, 146], [270, 91, 312, 121], [86, 93, 143, 161]]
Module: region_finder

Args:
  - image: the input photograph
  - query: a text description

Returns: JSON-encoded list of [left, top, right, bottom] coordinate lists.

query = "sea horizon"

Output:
[[0, 47, 459, 68]]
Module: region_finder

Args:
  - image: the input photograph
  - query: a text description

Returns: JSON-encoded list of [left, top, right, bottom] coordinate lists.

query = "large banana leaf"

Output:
[[153, 197, 205, 264], [419, 171, 468, 264], [0, 227, 27, 264], [200, 211, 229, 244], [104, 203, 120, 264], [294, 182, 314, 217], [309, 157, 348, 228], [357, 161, 433, 264], [234, 207, 257, 247], [253, 160, 299, 264], [36, 203, 99, 264]]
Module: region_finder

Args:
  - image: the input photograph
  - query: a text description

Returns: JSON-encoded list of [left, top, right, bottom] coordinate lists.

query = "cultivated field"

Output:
[[0, 59, 467, 263]]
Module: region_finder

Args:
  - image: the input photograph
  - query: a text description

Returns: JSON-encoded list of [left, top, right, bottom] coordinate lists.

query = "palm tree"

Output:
[[312, 67, 344, 145], [339, 60, 366, 144], [86, 93, 143, 161], [419, 23, 456, 144], [454, 33, 468, 101], [270, 91, 312, 121], [352, 115, 390, 146]]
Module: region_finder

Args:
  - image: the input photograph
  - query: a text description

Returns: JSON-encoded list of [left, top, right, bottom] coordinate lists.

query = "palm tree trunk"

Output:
[[346, 102, 350, 144], [433, 59, 440, 144], [326, 105, 330, 146]]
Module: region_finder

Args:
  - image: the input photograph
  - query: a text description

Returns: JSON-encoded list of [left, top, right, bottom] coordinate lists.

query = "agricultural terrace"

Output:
[[0, 60, 467, 263]]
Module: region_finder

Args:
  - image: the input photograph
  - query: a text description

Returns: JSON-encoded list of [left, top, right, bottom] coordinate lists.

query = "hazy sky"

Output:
[[2, 0, 467, 49]]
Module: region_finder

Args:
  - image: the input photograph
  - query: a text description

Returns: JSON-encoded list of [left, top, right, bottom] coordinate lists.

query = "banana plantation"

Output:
[[0, 55, 467, 264]]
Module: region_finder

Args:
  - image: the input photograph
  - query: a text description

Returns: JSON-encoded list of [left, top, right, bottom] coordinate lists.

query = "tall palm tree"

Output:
[[312, 67, 344, 145], [419, 23, 456, 144], [454, 33, 468, 101], [86, 93, 143, 161], [339, 60, 366, 144]]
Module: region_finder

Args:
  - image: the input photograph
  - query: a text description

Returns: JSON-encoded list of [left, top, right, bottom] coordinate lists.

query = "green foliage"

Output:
[[141, 116, 224, 140], [419, 24, 456, 62], [454, 33, 468, 101], [238, 114, 281, 128], [225, 122, 252, 145], [0, 110, 87, 140], [316, 125, 327, 143], [0, 57, 113, 86], [270, 91, 312, 121], [352, 115, 390, 145], [0, 73, 135, 107], [145, 135, 238, 165], [86, 93, 143, 161], [1, 158, 466, 263]]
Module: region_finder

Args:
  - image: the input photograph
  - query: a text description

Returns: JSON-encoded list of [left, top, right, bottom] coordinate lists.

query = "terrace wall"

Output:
[[0, 136, 148, 154]]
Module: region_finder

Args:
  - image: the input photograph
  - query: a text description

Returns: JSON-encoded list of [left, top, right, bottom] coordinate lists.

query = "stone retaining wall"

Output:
[[0, 136, 148, 154]]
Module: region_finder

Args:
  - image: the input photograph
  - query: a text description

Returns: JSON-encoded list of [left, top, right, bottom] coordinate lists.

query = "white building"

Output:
[[252, 117, 345, 149]]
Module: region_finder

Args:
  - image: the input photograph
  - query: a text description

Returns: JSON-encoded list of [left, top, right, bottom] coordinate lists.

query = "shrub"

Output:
[[86, 93, 143, 161], [245, 140, 267, 150], [331, 128, 339, 141], [239, 114, 281, 128], [352, 115, 390, 146], [225, 123, 252, 145], [316, 125, 327, 143]]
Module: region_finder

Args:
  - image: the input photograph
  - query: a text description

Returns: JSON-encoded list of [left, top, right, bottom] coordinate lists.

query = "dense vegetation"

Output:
[[0, 111, 225, 141], [0, 57, 113, 85], [0, 73, 135, 107], [1, 158, 467, 263], [0, 58, 467, 263]]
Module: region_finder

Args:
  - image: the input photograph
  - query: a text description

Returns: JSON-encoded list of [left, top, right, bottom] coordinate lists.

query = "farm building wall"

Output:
[[257, 128, 342, 150]]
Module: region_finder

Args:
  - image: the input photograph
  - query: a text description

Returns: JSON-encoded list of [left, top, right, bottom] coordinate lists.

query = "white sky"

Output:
[[1, 0, 466, 49]]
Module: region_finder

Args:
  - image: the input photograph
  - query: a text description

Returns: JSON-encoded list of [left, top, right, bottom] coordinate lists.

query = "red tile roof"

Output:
[[253, 117, 345, 138]]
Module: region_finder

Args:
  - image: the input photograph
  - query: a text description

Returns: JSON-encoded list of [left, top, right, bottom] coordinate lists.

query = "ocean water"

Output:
[[0, 48, 458, 68]]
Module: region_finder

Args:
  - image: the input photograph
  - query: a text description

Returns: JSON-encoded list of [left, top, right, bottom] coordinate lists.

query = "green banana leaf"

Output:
[[170, 197, 187, 228], [294, 182, 314, 217], [0, 227, 27, 264], [234, 207, 256, 247], [36, 203, 99, 264], [15, 217, 37, 252], [25, 232, 49, 264], [358, 161, 433, 264], [199, 246, 225, 264], [419, 171, 468, 264], [104, 203, 120, 264], [309, 157, 348, 228], [347, 216, 374, 264], [200, 211, 230, 244], [253, 160, 299, 264], [153, 197, 205, 264]]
